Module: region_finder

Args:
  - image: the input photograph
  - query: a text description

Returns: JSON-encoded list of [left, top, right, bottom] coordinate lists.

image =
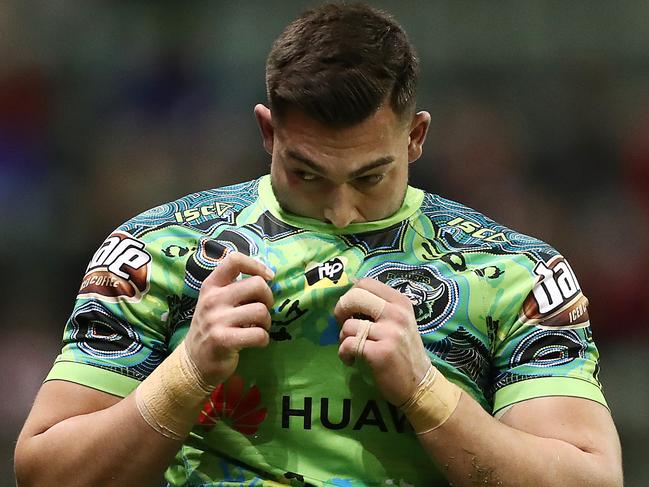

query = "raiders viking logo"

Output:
[[367, 262, 458, 334]]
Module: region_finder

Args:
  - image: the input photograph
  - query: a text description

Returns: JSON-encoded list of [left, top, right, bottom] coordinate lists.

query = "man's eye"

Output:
[[356, 174, 384, 185], [295, 171, 320, 181]]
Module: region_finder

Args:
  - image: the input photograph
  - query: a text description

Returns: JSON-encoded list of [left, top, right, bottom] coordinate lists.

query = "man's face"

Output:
[[255, 104, 430, 228]]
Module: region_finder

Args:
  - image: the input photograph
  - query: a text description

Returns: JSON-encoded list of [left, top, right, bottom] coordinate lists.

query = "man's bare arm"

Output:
[[336, 278, 623, 487], [15, 252, 275, 487], [418, 394, 623, 486], [15, 381, 187, 487]]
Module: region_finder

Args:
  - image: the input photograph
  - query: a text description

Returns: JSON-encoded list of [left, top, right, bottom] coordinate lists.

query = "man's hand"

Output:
[[184, 252, 275, 386], [334, 277, 431, 406]]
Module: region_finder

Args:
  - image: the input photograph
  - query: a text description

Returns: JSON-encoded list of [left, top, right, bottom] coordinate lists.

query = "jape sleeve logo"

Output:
[[520, 255, 590, 329], [79, 231, 152, 302]]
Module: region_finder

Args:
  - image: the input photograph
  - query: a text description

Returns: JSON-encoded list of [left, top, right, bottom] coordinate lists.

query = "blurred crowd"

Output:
[[1, 1, 648, 485]]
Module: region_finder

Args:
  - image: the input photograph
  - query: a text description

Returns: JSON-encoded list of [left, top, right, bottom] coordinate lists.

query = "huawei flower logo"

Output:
[[198, 374, 267, 435]]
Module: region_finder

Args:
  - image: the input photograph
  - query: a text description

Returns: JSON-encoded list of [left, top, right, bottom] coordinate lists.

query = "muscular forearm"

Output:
[[418, 393, 622, 487], [16, 254, 275, 487], [334, 279, 622, 486], [15, 392, 192, 487]]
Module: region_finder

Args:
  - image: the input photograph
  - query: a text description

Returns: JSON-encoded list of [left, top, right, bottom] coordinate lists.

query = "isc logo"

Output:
[[174, 203, 232, 223], [446, 217, 509, 243]]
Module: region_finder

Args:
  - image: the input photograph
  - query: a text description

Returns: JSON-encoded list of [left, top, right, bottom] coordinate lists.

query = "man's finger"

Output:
[[339, 318, 380, 342], [226, 302, 272, 331], [227, 275, 274, 308], [335, 287, 386, 322], [338, 335, 357, 366], [206, 251, 274, 287], [338, 335, 377, 366], [223, 327, 270, 350], [353, 277, 407, 303]]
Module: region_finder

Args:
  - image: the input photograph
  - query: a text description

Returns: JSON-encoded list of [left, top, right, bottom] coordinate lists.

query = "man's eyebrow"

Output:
[[349, 157, 394, 177], [286, 150, 395, 177], [287, 151, 325, 173]]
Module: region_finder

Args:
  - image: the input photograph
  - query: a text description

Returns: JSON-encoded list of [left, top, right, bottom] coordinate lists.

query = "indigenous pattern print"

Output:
[[47, 176, 605, 487]]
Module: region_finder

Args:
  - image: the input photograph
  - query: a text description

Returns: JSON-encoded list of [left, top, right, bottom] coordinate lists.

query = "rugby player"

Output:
[[15, 3, 623, 486]]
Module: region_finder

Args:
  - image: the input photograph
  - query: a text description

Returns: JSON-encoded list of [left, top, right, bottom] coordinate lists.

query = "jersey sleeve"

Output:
[[490, 254, 607, 415], [45, 221, 192, 398]]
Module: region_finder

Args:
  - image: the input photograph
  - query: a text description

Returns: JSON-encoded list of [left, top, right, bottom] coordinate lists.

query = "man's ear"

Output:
[[407, 111, 431, 163], [254, 104, 274, 155]]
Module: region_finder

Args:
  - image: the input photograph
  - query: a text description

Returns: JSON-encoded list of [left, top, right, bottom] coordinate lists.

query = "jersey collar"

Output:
[[258, 174, 423, 235]]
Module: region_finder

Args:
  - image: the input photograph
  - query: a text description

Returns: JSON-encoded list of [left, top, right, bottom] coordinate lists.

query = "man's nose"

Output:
[[323, 186, 360, 228]]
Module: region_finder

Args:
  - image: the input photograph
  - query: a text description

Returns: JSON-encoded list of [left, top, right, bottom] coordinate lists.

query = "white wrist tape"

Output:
[[399, 364, 462, 434], [135, 341, 216, 440]]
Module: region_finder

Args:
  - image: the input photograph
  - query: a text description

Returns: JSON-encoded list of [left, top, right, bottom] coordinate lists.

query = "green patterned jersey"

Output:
[[47, 175, 606, 486]]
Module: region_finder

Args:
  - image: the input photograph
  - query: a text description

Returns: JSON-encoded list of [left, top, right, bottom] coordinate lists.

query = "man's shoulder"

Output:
[[117, 178, 263, 237], [417, 190, 558, 263]]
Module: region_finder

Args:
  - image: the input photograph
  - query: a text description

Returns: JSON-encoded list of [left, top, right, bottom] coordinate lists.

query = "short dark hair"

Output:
[[265, 3, 419, 127]]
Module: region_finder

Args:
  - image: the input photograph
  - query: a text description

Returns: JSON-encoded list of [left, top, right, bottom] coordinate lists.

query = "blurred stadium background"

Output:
[[1, 1, 648, 485]]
